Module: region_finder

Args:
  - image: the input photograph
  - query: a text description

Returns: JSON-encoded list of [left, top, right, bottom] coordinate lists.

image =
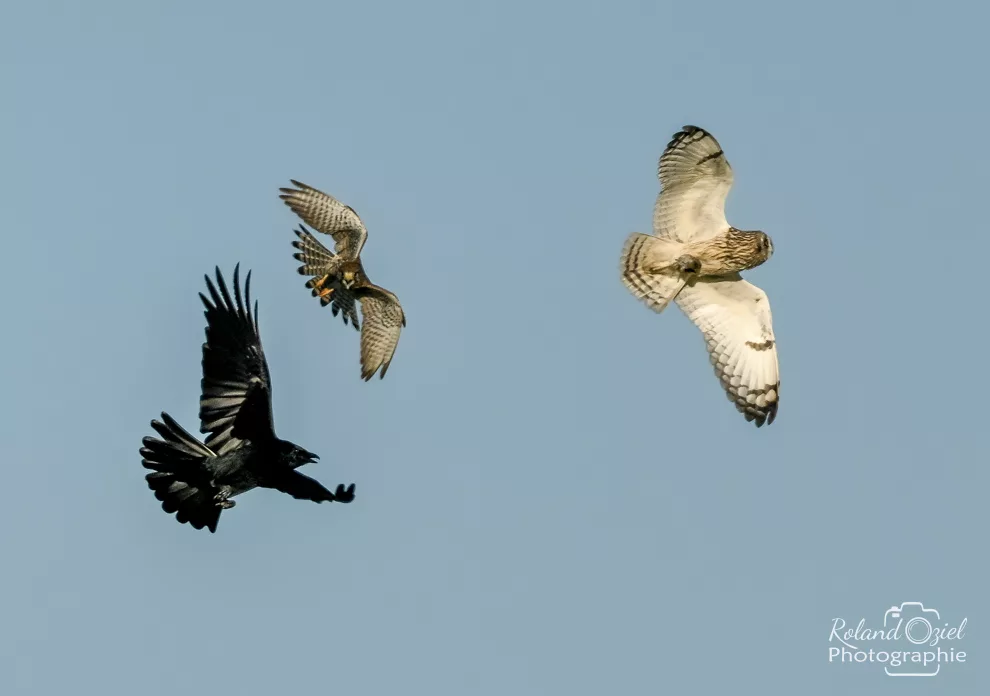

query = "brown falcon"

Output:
[[619, 126, 780, 426], [279, 180, 406, 380]]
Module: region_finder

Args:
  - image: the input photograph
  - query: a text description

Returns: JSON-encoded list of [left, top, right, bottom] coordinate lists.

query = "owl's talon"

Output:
[[676, 255, 702, 274]]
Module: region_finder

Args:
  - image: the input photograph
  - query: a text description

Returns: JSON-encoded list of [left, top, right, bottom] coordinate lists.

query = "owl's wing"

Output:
[[674, 275, 779, 427], [280, 180, 368, 260], [653, 126, 734, 243], [356, 285, 405, 381], [291, 225, 360, 330]]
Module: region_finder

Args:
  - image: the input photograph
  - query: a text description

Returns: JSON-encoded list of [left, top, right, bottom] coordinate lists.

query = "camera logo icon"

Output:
[[883, 602, 941, 676], [829, 601, 966, 676]]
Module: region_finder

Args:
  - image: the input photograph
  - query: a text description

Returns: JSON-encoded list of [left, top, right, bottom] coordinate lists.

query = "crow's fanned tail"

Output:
[[140, 413, 223, 533]]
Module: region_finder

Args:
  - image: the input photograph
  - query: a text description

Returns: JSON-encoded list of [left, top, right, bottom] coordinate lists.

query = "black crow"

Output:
[[141, 264, 355, 532]]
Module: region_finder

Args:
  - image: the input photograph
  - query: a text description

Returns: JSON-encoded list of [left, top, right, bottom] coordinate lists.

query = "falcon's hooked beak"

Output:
[[342, 270, 356, 289]]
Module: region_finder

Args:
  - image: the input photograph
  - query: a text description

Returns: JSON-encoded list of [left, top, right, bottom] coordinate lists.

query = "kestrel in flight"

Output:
[[280, 180, 406, 381]]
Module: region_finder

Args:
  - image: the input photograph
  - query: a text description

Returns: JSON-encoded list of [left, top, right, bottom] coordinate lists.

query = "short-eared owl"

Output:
[[619, 126, 779, 426], [279, 180, 406, 381]]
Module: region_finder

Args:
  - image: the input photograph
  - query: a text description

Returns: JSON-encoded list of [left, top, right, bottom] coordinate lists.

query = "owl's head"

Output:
[[756, 231, 774, 261]]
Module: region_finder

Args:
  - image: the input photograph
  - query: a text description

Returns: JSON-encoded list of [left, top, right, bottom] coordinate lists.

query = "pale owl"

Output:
[[619, 126, 779, 426]]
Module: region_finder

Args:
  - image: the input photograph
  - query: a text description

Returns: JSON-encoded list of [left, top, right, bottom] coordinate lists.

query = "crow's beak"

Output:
[[306, 451, 320, 464]]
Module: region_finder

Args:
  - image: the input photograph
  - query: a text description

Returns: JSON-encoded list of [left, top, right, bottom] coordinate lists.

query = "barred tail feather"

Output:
[[292, 225, 339, 276], [140, 412, 222, 533], [619, 233, 688, 314]]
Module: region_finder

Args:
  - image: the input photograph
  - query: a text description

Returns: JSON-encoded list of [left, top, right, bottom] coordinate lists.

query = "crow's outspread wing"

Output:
[[269, 472, 356, 504], [199, 265, 275, 453], [356, 284, 405, 381], [280, 180, 368, 260]]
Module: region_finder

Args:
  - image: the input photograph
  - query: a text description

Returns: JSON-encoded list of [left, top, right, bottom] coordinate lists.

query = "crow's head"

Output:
[[282, 442, 320, 469]]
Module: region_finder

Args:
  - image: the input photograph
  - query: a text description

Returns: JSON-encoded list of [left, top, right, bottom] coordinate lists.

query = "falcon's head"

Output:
[[340, 262, 367, 290]]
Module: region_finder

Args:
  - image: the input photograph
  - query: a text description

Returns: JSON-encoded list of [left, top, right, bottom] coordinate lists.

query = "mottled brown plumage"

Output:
[[280, 179, 406, 381], [619, 126, 780, 427], [648, 227, 774, 277]]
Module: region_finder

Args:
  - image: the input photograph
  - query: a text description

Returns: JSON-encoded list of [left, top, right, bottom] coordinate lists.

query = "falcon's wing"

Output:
[[653, 126, 734, 243], [674, 275, 779, 427], [269, 472, 356, 504], [198, 265, 276, 453], [356, 285, 405, 381], [291, 225, 360, 329], [280, 180, 367, 260]]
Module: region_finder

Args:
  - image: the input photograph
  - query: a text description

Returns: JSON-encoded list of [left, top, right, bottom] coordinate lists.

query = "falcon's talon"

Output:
[[306, 274, 331, 291]]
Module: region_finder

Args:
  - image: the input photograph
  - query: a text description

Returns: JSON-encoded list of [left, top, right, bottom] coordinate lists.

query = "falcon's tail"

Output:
[[140, 413, 222, 533], [619, 233, 689, 314], [292, 225, 361, 329], [292, 225, 339, 276]]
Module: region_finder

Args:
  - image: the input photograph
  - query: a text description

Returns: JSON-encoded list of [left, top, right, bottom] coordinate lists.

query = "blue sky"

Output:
[[2, 0, 988, 693]]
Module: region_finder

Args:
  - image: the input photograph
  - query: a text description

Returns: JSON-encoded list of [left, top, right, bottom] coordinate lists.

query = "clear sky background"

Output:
[[2, 1, 987, 693]]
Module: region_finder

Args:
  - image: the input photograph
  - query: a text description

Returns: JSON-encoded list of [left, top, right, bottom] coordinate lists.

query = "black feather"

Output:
[[139, 266, 356, 533]]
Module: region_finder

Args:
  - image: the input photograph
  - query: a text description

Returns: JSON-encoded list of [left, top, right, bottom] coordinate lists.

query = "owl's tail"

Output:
[[619, 233, 690, 314]]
